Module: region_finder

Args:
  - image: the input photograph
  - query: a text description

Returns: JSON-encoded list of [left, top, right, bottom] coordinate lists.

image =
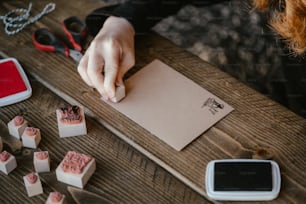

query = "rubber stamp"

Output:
[[0, 151, 17, 175], [111, 85, 126, 103], [23, 172, 43, 197], [34, 151, 50, 173], [46, 191, 66, 204], [56, 105, 87, 137], [8, 115, 28, 139], [55, 151, 96, 188], [21, 127, 41, 149]]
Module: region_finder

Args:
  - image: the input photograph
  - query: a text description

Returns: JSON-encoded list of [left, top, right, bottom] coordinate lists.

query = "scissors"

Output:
[[32, 16, 87, 63]]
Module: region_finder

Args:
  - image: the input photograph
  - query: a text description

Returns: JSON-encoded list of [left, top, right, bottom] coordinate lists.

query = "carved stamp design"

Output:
[[60, 106, 82, 124], [24, 127, 38, 136], [0, 151, 10, 162], [61, 151, 92, 174], [50, 192, 63, 202], [36, 151, 48, 160], [26, 172, 38, 184], [13, 115, 25, 126]]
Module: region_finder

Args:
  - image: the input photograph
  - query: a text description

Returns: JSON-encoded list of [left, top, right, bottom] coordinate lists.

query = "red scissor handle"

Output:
[[32, 28, 69, 57], [62, 16, 87, 52]]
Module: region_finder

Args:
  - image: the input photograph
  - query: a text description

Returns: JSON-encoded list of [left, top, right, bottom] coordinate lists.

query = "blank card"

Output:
[[108, 59, 234, 151]]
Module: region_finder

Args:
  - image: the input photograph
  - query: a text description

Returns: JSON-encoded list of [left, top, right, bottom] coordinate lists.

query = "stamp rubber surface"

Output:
[[0, 58, 32, 106], [108, 59, 234, 151]]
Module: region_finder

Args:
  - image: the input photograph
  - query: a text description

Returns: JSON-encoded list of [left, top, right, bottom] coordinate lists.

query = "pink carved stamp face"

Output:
[[61, 151, 92, 174], [24, 127, 37, 136], [13, 115, 24, 126], [50, 192, 63, 202], [60, 105, 82, 124], [0, 151, 10, 162], [26, 172, 38, 184], [36, 151, 48, 160]]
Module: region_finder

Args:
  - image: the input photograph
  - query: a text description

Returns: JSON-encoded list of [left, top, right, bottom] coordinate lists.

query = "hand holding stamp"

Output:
[[77, 16, 134, 102]]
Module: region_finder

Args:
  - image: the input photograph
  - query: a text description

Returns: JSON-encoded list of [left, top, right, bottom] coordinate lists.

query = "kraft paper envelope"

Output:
[[108, 59, 234, 151]]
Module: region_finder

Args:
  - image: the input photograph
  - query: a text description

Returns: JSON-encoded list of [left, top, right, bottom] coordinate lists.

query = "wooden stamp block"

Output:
[[21, 127, 41, 149], [34, 151, 50, 173], [23, 172, 43, 197], [0, 151, 17, 175], [111, 85, 126, 103], [55, 151, 96, 188], [7, 115, 28, 139], [45, 192, 66, 204], [56, 105, 87, 138]]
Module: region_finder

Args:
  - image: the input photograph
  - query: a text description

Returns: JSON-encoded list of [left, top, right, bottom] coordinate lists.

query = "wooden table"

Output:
[[0, 0, 305, 203]]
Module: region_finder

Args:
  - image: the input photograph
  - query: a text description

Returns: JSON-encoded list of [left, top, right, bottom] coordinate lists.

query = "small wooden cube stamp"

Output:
[[0, 151, 17, 175], [55, 151, 96, 188], [45, 191, 66, 204], [22, 127, 41, 149], [34, 151, 50, 173], [8, 115, 28, 139], [23, 172, 43, 197], [111, 85, 126, 103], [56, 105, 87, 138]]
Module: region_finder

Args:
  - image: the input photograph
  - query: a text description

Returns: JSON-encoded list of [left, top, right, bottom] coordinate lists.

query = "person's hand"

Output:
[[77, 16, 135, 102]]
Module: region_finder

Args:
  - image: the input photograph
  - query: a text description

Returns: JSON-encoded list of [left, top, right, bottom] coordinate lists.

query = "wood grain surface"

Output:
[[0, 0, 305, 203], [0, 77, 208, 204]]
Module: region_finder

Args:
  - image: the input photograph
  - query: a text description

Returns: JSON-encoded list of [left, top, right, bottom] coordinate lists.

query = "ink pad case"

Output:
[[0, 58, 32, 106], [205, 159, 281, 201]]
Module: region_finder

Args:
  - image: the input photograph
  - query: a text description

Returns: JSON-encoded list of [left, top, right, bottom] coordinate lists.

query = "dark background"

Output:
[[151, 0, 306, 118], [104, 0, 306, 118]]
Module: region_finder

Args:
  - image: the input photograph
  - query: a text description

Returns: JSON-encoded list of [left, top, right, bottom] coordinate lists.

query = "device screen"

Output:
[[214, 162, 273, 191]]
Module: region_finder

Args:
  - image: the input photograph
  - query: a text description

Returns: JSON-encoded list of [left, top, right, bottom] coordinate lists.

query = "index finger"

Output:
[[103, 41, 122, 99], [87, 50, 106, 97]]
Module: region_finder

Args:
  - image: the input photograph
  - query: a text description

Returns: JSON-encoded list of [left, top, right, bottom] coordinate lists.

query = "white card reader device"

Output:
[[205, 159, 281, 201]]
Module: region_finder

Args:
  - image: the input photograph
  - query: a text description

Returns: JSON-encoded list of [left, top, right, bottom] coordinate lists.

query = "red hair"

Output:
[[253, 0, 306, 55]]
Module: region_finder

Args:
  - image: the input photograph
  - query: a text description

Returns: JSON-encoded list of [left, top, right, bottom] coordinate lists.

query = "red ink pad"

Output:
[[0, 58, 32, 106]]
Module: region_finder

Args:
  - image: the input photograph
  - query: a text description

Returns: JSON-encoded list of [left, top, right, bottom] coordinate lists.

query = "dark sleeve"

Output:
[[86, 0, 223, 36]]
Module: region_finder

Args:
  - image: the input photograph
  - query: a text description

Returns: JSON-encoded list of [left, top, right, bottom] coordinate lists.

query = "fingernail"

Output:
[[106, 89, 115, 99], [110, 96, 117, 103]]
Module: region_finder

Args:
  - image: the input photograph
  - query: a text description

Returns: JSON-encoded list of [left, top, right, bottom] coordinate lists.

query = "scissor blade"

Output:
[[69, 49, 83, 63], [67, 186, 116, 204]]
